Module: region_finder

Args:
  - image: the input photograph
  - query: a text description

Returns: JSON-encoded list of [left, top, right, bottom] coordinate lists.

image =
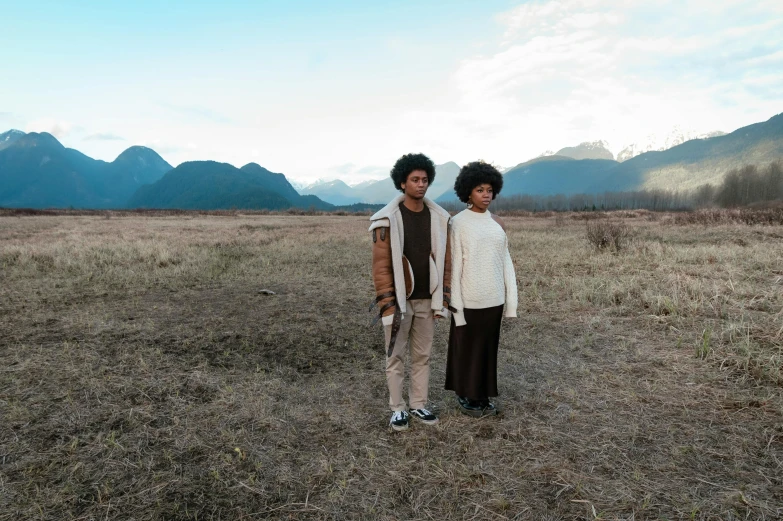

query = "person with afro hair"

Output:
[[389, 153, 437, 193], [368, 153, 452, 431], [445, 161, 518, 417]]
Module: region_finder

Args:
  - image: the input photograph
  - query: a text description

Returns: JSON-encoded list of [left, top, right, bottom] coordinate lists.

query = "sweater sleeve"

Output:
[[450, 221, 467, 326], [503, 235, 518, 318]]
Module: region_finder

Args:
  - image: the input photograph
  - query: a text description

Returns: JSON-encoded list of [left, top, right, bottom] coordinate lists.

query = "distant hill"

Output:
[[0, 132, 172, 208], [307, 161, 461, 205], [437, 156, 618, 201], [503, 155, 576, 172], [555, 141, 614, 161], [112, 146, 174, 186], [239, 163, 303, 203], [503, 158, 619, 197], [127, 161, 334, 211], [0, 129, 25, 151], [427, 161, 461, 200], [436, 156, 580, 202], [99, 146, 173, 204], [303, 179, 362, 206]]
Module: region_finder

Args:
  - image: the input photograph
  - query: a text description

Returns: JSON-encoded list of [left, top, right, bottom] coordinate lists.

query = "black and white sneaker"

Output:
[[409, 408, 439, 425], [389, 410, 410, 431]]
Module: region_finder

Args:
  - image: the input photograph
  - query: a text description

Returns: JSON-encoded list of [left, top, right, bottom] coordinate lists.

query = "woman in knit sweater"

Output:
[[446, 161, 518, 416]]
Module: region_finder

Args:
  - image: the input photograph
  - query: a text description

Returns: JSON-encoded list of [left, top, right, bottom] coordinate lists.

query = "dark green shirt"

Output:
[[399, 202, 431, 300]]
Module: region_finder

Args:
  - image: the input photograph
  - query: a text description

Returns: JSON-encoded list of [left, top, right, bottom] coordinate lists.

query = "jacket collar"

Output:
[[370, 194, 450, 221]]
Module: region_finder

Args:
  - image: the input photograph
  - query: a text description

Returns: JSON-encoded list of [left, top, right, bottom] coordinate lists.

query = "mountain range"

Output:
[[434, 112, 782, 202], [1, 112, 781, 210], [128, 161, 334, 211], [616, 129, 727, 162], [536, 130, 728, 163], [0, 131, 339, 211], [301, 161, 461, 205], [0, 130, 172, 208]]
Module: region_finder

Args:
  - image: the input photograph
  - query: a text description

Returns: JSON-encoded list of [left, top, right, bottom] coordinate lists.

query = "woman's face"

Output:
[[469, 183, 494, 211]]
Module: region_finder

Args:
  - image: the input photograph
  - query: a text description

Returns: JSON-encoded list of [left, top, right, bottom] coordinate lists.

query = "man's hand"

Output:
[[433, 308, 450, 320]]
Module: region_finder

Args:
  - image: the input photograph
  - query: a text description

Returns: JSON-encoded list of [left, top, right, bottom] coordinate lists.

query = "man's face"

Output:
[[401, 169, 429, 200]]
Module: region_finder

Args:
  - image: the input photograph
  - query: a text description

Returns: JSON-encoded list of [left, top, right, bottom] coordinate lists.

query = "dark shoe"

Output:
[[457, 396, 485, 418], [479, 399, 498, 415], [389, 410, 409, 431], [409, 408, 439, 425]]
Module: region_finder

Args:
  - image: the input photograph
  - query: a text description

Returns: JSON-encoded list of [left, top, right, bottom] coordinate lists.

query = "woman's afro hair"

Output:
[[453, 161, 503, 203], [390, 153, 436, 192]]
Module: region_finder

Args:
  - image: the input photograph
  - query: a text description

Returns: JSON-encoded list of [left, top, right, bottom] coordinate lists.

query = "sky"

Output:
[[2, 0, 782, 185]]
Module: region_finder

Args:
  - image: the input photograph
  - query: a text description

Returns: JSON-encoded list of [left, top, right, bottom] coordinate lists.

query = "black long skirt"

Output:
[[444, 305, 504, 400]]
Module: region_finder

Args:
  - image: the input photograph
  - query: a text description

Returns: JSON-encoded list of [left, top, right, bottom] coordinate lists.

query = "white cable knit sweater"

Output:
[[450, 209, 518, 326]]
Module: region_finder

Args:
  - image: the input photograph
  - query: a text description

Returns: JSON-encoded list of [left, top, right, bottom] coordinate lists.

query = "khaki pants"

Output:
[[384, 299, 434, 412]]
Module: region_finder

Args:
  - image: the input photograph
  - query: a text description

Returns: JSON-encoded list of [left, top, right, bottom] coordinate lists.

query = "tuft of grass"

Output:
[[586, 220, 632, 252], [696, 327, 712, 359]]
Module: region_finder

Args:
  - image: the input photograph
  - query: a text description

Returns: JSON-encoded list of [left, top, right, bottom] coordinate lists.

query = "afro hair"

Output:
[[390, 153, 436, 192], [453, 161, 503, 203]]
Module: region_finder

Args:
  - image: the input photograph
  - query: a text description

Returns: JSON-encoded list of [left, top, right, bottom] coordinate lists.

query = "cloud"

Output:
[[160, 102, 234, 124], [357, 165, 389, 176], [84, 132, 125, 141], [331, 163, 358, 175], [328, 163, 388, 182], [25, 118, 73, 138], [136, 139, 198, 156], [413, 0, 783, 162]]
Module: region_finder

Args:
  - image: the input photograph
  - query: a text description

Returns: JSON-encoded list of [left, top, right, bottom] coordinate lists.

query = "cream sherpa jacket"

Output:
[[369, 195, 451, 325]]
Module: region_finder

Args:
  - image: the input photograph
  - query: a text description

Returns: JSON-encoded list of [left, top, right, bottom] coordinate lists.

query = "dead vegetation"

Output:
[[669, 207, 783, 226], [1, 212, 782, 520], [585, 221, 632, 252]]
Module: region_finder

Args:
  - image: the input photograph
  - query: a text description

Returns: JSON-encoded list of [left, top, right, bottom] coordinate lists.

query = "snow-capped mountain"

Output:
[[534, 141, 614, 161], [616, 128, 725, 162], [303, 178, 343, 191], [288, 179, 311, 192], [555, 140, 614, 160], [535, 129, 726, 164]]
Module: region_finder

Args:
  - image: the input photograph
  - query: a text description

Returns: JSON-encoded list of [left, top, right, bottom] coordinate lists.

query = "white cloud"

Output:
[[25, 118, 73, 139], [84, 132, 124, 141], [134, 138, 198, 157], [412, 0, 783, 163]]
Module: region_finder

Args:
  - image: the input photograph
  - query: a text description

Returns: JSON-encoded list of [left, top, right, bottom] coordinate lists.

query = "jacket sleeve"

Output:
[[503, 235, 518, 318], [371, 226, 396, 325], [450, 222, 467, 326], [442, 220, 453, 311]]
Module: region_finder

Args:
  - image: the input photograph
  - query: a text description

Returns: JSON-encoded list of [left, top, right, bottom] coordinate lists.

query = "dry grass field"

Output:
[[1, 210, 782, 520]]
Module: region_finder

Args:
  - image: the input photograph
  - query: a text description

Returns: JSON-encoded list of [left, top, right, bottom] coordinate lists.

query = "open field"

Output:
[[1, 211, 783, 520]]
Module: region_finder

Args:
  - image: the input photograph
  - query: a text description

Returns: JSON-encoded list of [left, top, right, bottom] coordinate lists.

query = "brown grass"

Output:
[[669, 208, 783, 226], [1, 212, 782, 520], [585, 221, 633, 252]]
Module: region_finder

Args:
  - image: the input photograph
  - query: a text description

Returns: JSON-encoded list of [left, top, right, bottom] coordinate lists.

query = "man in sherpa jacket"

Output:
[[369, 153, 451, 431]]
